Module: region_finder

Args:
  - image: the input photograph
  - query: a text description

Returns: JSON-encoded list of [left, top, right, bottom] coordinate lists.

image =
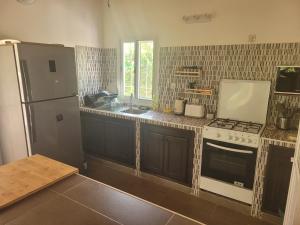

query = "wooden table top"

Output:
[[0, 154, 78, 209]]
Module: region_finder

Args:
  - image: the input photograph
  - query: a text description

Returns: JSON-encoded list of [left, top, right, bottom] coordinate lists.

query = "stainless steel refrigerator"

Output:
[[0, 43, 84, 169]]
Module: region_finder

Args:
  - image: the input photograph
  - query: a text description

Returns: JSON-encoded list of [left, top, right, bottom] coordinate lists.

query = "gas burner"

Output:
[[208, 118, 263, 134], [209, 119, 237, 129]]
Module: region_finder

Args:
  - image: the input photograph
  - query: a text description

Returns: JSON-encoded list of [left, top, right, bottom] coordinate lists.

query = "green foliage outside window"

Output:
[[123, 41, 154, 100], [139, 41, 153, 100], [124, 42, 135, 96]]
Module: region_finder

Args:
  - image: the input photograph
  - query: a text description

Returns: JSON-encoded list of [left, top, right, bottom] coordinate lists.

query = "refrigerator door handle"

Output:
[[27, 105, 37, 144], [20, 60, 32, 102]]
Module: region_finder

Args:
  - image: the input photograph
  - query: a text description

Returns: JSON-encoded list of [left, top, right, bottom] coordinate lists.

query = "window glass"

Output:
[[122, 40, 154, 101], [123, 42, 135, 96], [138, 41, 154, 100]]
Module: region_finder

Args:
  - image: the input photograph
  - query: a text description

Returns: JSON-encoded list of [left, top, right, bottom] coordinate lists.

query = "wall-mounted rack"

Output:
[[182, 88, 214, 96], [174, 66, 202, 77]]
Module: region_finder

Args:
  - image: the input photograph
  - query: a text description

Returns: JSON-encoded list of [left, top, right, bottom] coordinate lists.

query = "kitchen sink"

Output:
[[96, 105, 122, 112], [121, 108, 148, 115]]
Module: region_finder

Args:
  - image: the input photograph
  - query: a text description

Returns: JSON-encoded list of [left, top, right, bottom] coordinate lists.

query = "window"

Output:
[[122, 40, 154, 100]]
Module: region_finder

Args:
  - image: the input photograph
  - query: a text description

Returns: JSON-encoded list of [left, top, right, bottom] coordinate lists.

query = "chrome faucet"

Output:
[[130, 93, 133, 111]]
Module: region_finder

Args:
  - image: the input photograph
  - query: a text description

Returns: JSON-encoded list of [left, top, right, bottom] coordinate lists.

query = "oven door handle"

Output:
[[207, 142, 254, 154]]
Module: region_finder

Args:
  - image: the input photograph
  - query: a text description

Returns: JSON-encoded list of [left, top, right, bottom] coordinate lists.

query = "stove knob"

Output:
[[235, 137, 239, 141], [217, 133, 221, 138], [228, 135, 233, 140], [241, 138, 245, 142], [248, 139, 252, 143]]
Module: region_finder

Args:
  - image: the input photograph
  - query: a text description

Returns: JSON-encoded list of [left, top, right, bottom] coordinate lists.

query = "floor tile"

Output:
[[5, 195, 119, 225], [64, 180, 172, 225], [86, 158, 276, 225], [0, 190, 57, 225], [208, 206, 273, 225], [49, 174, 88, 193], [167, 215, 203, 225], [87, 161, 214, 224]]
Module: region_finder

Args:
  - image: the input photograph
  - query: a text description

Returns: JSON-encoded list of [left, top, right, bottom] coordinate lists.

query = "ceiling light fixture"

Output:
[[182, 12, 215, 24], [16, 0, 36, 5]]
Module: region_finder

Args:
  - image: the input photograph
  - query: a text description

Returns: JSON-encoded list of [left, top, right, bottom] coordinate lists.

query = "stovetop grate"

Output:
[[208, 118, 263, 134]]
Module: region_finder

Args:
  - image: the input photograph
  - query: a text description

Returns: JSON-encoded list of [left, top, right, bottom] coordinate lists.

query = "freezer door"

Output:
[[24, 96, 84, 169], [16, 43, 78, 102]]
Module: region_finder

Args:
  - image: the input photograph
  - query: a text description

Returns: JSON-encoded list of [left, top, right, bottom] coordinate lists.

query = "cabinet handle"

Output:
[[20, 60, 32, 102], [27, 105, 37, 144]]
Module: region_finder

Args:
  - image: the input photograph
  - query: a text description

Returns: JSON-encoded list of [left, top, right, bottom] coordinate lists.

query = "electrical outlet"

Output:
[[248, 34, 256, 43]]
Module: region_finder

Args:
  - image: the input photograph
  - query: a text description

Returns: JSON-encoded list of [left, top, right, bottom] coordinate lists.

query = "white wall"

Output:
[[101, 0, 300, 48], [2, 0, 299, 48], [0, 0, 102, 47]]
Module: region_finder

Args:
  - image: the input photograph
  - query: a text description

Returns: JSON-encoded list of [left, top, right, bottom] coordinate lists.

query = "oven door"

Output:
[[201, 138, 257, 189]]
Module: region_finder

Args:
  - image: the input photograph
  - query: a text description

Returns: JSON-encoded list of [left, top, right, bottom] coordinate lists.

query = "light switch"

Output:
[[171, 83, 176, 90]]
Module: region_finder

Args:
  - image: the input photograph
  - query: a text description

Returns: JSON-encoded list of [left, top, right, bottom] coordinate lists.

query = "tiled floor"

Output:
[[0, 175, 201, 225], [86, 157, 278, 225]]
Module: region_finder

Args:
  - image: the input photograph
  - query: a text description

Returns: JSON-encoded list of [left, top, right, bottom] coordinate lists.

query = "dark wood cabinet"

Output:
[[104, 119, 135, 165], [141, 130, 164, 174], [80, 113, 105, 157], [164, 135, 189, 183], [140, 124, 194, 186], [262, 145, 294, 216], [81, 112, 136, 167]]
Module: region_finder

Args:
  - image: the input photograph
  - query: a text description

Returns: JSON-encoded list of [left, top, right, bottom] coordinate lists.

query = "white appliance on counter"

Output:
[[174, 99, 187, 115], [200, 79, 271, 204], [185, 104, 205, 118]]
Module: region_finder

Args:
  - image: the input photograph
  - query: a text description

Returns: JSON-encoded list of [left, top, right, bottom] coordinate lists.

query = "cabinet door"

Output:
[[140, 124, 194, 186], [163, 135, 189, 183], [104, 118, 135, 166], [262, 145, 294, 216], [140, 129, 164, 174], [81, 112, 105, 156]]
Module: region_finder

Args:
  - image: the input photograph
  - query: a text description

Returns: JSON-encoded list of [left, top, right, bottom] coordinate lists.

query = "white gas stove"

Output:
[[203, 118, 264, 148], [200, 79, 271, 205]]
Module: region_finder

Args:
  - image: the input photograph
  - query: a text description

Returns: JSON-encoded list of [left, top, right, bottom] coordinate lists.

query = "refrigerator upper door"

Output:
[[16, 43, 78, 103], [24, 96, 84, 170]]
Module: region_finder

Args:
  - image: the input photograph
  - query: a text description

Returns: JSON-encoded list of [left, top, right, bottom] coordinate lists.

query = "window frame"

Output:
[[120, 39, 157, 106]]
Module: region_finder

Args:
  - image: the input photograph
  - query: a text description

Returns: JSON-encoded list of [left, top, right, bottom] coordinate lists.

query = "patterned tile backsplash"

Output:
[[75, 46, 117, 105], [157, 43, 300, 124], [76, 43, 300, 124]]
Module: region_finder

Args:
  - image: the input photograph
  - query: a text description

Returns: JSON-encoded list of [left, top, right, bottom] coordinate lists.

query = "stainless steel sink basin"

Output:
[[97, 105, 122, 112], [121, 108, 147, 115]]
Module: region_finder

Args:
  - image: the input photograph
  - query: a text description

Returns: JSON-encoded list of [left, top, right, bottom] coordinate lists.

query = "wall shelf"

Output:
[[175, 74, 202, 78], [175, 67, 202, 77], [182, 88, 213, 96]]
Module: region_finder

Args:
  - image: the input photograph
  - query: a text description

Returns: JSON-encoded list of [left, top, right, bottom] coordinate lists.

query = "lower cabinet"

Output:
[[81, 112, 136, 167], [262, 145, 294, 216], [140, 124, 194, 186]]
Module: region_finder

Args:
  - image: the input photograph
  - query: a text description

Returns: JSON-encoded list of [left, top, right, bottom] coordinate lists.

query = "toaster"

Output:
[[184, 104, 205, 118]]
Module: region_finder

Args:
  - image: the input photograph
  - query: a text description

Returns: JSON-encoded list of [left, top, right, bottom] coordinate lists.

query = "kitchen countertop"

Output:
[[80, 106, 212, 129], [261, 125, 298, 144], [0, 174, 203, 225], [80, 106, 298, 143]]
